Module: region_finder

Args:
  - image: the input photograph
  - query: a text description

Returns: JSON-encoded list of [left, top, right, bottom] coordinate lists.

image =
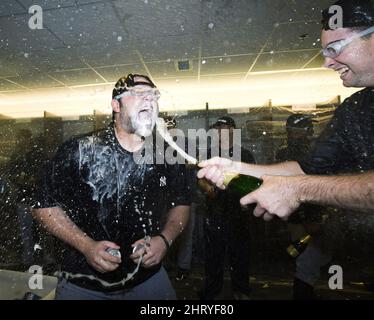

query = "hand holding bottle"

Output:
[[240, 174, 303, 221], [197, 157, 241, 189]]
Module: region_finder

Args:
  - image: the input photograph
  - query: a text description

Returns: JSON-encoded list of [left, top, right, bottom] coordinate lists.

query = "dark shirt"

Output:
[[276, 136, 323, 223], [299, 88, 374, 174], [34, 125, 191, 291]]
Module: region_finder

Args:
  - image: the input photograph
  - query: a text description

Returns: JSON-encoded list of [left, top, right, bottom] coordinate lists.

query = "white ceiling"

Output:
[[0, 0, 333, 95]]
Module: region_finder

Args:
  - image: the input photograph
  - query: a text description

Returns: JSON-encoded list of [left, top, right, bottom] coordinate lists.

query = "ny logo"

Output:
[[160, 176, 167, 187]]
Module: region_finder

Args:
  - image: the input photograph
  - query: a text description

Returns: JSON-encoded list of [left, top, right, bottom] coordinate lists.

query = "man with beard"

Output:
[[32, 74, 191, 299], [197, 0, 374, 221]]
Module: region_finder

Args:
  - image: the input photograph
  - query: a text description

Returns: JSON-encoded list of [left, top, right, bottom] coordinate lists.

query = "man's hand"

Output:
[[81, 240, 121, 273], [240, 175, 302, 221], [130, 236, 168, 268], [197, 157, 240, 189]]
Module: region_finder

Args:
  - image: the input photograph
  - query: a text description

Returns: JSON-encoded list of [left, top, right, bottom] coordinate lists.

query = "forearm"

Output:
[[297, 172, 374, 212], [160, 205, 190, 247], [31, 207, 95, 254], [237, 161, 305, 178]]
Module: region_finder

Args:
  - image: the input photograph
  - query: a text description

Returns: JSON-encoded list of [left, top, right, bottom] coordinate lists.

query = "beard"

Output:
[[120, 103, 157, 138]]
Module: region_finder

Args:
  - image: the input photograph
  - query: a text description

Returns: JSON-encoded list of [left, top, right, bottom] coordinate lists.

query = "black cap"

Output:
[[164, 116, 177, 129], [112, 73, 156, 99], [322, 0, 374, 30], [286, 114, 315, 129], [213, 116, 236, 128]]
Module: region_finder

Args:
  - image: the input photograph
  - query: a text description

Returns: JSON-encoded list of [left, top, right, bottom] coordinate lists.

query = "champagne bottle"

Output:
[[287, 234, 312, 258], [223, 172, 262, 197]]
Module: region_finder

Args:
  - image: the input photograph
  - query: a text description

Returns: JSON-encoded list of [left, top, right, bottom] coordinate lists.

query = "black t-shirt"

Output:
[[34, 125, 191, 291], [299, 88, 374, 174]]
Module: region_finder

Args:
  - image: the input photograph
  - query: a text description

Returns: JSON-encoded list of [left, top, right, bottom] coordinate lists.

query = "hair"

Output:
[[111, 73, 156, 121], [321, 0, 374, 33]]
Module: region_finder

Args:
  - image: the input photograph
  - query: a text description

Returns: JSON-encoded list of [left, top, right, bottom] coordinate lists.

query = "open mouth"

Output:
[[139, 108, 152, 115]]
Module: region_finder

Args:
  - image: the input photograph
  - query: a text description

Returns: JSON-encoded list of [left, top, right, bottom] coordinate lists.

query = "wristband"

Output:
[[157, 233, 170, 251]]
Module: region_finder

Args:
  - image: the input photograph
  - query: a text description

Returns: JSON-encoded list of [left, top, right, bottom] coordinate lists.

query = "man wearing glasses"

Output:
[[198, 0, 374, 221], [32, 74, 191, 299]]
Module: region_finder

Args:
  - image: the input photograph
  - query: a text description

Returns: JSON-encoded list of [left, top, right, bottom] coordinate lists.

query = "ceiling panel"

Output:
[[264, 22, 322, 52], [95, 64, 148, 82], [0, 78, 23, 91], [252, 50, 322, 72], [44, 2, 121, 47], [75, 43, 139, 67], [0, 15, 63, 52], [29, 47, 86, 72], [303, 52, 325, 68], [0, 1, 26, 16], [200, 55, 257, 75], [0, 53, 37, 77], [18, 0, 76, 11], [147, 60, 198, 79], [136, 35, 201, 61], [9, 73, 63, 89], [116, 0, 202, 39], [0, 0, 335, 92], [49, 69, 107, 86], [201, 24, 271, 57]]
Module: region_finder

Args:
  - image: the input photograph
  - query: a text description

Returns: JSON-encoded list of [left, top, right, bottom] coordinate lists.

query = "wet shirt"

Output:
[[299, 88, 374, 174], [34, 125, 191, 291]]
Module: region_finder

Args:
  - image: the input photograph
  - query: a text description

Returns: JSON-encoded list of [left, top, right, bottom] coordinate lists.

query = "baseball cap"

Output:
[[112, 73, 156, 99], [286, 114, 315, 129], [213, 116, 236, 128]]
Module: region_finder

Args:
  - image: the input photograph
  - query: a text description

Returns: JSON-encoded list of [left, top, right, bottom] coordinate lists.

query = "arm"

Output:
[[31, 207, 121, 273], [131, 205, 190, 268], [299, 173, 374, 212], [197, 157, 304, 188], [240, 172, 374, 221]]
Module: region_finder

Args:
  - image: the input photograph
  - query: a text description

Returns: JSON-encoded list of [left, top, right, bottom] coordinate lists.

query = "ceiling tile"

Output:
[[17, 0, 76, 11], [49, 69, 107, 86], [0, 1, 26, 16], [0, 78, 22, 91], [44, 2, 121, 47], [252, 50, 322, 72], [200, 55, 257, 75], [95, 64, 148, 82], [9, 73, 63, 89], [0, 15, 63, 52]]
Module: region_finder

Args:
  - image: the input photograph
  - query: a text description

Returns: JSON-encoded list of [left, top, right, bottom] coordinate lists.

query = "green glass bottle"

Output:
[[223, 173, 262, 197], [286, 234, 312, 258]]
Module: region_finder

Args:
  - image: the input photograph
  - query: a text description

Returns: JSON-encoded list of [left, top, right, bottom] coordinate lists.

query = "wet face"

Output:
[[115, 76, 159, 137], [321, 28, 374, 87]]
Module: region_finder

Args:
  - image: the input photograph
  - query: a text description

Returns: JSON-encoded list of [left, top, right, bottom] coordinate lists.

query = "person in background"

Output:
[[276, 114, 331, 300], [199, 116, 255, 300]]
